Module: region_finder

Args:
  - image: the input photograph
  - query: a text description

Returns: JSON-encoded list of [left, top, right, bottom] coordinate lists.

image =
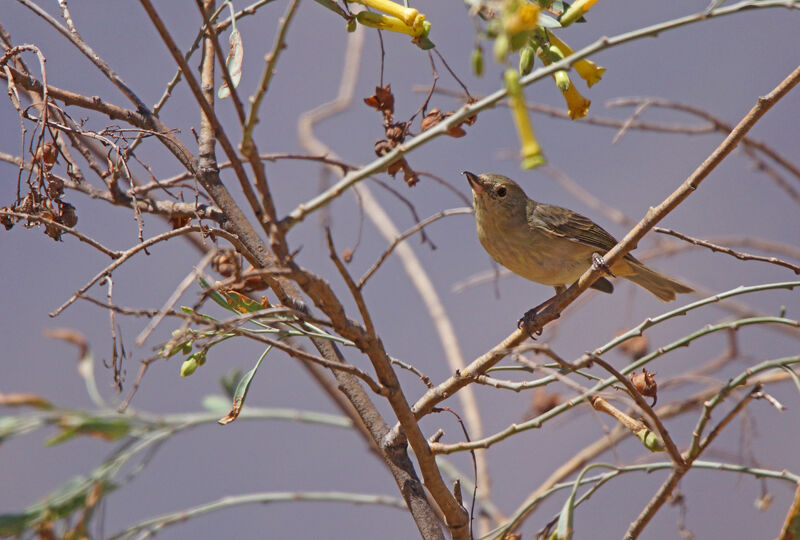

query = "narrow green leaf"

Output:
[[198, 276, 233, 311], [218, 347, 271, 425], [312, 0, 348, 18], [202, 394, 232, 413], [46, 416, 131, 446]]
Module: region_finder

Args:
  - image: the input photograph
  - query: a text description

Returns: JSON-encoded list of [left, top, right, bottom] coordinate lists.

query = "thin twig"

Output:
[[0, 210, 120, 258], [654, 227, 800, 274], [358, 207, 472, 288], [49, 225, 242, 317], [588, 355, 684, 467], [282, 0, 800, 229]]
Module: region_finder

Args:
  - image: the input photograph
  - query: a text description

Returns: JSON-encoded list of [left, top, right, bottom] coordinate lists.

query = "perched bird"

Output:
[[464, 171, 692, 327]]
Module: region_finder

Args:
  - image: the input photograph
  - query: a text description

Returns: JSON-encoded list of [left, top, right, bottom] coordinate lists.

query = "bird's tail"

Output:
[[624, 261, 693, 302]]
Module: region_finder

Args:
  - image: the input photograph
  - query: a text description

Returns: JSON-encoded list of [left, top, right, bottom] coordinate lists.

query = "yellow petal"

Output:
[[356, 11, 419, 36], [561, 80, 591, 120], [547, 32, 606, 87], [352, 0, 419, 25], [504, 69, 545, 169], [574, 59, 606, 87]]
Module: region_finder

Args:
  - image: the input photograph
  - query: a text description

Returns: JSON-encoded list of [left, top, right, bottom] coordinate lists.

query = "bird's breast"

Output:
[[476, 213, 595, 286]]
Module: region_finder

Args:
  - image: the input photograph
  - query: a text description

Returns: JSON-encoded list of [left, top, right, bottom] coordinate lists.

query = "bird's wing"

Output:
[[529, 202, 620, 253]]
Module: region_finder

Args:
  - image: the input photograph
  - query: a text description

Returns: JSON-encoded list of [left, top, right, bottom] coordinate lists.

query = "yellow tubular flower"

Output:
[[356, 11, 421, 37], [504, 69, 546, 169], [547, 32, 605, 87], [560, 0, 598, 27], [350, 0, 419, 25], [561, 78, 591, 120]]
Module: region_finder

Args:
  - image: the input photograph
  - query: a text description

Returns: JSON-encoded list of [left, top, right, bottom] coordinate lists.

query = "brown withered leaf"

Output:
[[617, 331, 650, 360], [363, 85, 395, 118], [401, 162, 419, 187], [0, 392, 52, 409], [386, 157, 405, 176], [446, 125, 467, 138], [59, 202, 77, 228], [421, 108, 473, 137], [1, 206, 15, 230], [531, 388, 561, 416], [44, 327, 89, 359], [46, 176, 65, 200], [218, 397, 243, 425], [221, 289, 265, 313]]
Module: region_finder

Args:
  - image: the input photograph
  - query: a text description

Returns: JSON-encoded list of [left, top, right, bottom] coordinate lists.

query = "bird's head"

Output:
[[463, 171, 529, 224]]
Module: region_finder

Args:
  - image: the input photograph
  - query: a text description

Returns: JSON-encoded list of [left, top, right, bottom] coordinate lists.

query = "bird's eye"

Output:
[[496, 186, 507, 198]]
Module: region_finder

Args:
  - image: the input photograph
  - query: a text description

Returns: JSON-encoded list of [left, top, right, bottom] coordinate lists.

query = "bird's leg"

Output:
[[591, 252, 616, 278], [517, 286, 565, 339]]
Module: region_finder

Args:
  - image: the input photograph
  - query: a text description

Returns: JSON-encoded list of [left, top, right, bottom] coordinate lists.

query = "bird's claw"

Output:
[[592, 252, 616, 278], [517, 308, 544, 340]]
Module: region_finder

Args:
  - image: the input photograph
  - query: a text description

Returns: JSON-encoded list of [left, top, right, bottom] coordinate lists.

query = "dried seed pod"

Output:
[[34, 141, 58, 170], [629, 368, 658, 406], [46, 176, 65, 200], [59, 202, 78, 228], [212, 250, 240, 278]]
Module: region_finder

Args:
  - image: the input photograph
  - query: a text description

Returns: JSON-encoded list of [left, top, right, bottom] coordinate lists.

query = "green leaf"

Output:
[[198, 276, 232, 310], [220, 369, 242, 398], [3, 476, 118, 533], [202, 394, 232, 413], [46, 416, 131, 446], [199, 276, 266, 314], [0, 512, 36, 536], [555, 483, 575, 540], [538, 13, 562, 28], [312, 0, 348, 18], [218, 347, 271, 425]]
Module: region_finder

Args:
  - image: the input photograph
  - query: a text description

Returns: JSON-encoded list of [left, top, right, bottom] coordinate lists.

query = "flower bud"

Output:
[[472, 48, 484, 77]]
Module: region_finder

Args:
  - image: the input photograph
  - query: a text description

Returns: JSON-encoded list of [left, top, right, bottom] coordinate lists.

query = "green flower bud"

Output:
[[472, 48, 484, 77], [180, 350, 207, 377], [493, 34, 510, 62], [519, 45, 535, 75], [553, 69, 570, 91], [346, 18, 357, 32], [180, 357, 198, 377], [636, 428, 665, 452], [509, 30, 530, 52]]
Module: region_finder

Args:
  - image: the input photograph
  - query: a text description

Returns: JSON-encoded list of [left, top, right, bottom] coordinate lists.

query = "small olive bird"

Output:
[[464, 171, 692, 329]]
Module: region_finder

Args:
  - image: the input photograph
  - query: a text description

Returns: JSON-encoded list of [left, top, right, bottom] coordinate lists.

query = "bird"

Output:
[[464, 171, 693, 331]]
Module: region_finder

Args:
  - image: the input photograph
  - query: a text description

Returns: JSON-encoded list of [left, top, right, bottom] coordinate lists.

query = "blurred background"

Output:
[[1, 1, 799, 538]]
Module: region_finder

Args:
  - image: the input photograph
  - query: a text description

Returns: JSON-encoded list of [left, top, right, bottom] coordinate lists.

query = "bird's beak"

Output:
[[463, 171, 485, 194]]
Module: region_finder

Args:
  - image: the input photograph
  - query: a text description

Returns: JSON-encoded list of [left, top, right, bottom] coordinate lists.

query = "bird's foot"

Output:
[[517, 308, 544, 340], [592, 252, 616, 278]]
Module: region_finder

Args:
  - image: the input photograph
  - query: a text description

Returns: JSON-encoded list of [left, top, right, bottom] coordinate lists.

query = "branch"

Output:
[[528, 63, 800, 335], [49, 224, 243, 317], [110, 491, 407, 540], [654, 227, 800, 274], [281, 0, 800, 229]]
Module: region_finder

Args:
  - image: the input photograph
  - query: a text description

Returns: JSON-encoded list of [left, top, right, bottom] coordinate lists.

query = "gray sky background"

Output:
[[2, 1, 799, 538]]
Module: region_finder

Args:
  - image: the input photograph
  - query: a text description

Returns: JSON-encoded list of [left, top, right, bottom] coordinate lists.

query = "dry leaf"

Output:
[[218, 29, 243, 99]]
